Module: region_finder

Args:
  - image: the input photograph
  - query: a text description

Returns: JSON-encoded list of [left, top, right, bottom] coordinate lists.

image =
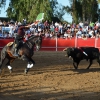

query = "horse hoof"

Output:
[[9, 69, 12, 73], [24, 68, 28, 74]]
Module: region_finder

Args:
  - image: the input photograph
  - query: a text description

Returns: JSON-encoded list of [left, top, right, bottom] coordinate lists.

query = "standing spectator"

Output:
[[88, 28, 94, 38], [67, 23, 70, 28], [0, 26, 3, 38], [0, 20, 2, 25], [55, 26, 59, 33], [22, 18, 27, 25], [45, 30, 50, 38], [50, 24, 55, 33], [79, 21, 84, 28], [66, 27, 72, 38], [58, 23, 63, 34], [9, 23, 14, 37], [55, 22, 59, 27], [89, 21, 94, 29], [44, 20, 49, 30], [82, 26, 88, 37], [76, 28, 82, 38]]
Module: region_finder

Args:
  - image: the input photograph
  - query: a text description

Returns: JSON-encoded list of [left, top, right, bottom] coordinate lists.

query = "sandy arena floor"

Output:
[[0, 51, 100, 100]]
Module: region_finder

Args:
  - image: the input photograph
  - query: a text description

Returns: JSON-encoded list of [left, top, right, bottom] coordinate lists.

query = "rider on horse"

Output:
[[14, 25, 30, 56]]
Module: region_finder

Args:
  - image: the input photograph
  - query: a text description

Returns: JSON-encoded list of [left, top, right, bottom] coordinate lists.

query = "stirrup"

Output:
[[13, 53, 19, 57]]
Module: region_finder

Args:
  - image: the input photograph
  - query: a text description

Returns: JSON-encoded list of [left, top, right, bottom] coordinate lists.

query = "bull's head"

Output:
[[63, 47, 74, 58]]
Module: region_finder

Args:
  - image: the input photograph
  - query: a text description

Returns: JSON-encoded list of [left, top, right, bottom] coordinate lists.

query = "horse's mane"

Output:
[[28, 35, 39, 40]]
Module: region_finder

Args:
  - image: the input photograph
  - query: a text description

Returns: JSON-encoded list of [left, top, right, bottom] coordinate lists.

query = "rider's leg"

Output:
[[14, 37, 20, 56]]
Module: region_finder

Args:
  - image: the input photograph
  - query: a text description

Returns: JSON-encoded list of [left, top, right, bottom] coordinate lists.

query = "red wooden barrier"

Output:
[[96, 38, 100, 49], [57, 38, 75, 51], [41, 38, 56, 51], [0, 38, 14, 49], [0, 38, 100, 51], [77, 38, 95, 47]]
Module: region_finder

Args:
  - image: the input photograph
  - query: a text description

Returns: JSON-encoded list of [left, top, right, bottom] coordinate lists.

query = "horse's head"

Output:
[[28, 35, 42, 51], [35, 35, 42, 51]]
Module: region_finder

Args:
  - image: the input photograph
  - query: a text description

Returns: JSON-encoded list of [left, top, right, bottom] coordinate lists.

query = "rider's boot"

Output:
[[13, 48, 19, 57]]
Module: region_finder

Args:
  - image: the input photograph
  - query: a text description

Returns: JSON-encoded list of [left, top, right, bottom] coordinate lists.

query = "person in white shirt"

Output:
[[76, 29, 82, 38], [55, 22, 59, 27], [88, 28, 94, 38], [9, 23, 14, 37], [79, 21, 83, 28]]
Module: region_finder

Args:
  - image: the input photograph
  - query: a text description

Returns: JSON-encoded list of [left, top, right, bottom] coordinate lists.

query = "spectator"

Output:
[[9, 23, 14, 37], [79, 21, 84, 28], [66, 27, 72, 38], [0, 20, 3, 25], [76, 28, 82, 38], [44, 20, 49, 30], [88, 28, 94, 38], [45, 30, 50, 38]]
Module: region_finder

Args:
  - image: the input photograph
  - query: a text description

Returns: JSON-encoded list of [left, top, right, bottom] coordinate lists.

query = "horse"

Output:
[[0, 35, 42, 74]]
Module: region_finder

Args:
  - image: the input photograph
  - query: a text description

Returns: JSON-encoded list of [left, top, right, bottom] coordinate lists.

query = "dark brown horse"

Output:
[[0, 35, 42, 74]]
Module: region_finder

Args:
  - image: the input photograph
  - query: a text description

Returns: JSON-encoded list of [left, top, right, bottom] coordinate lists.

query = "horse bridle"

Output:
[[26, 41, 33, 49], [26, 37, 41, 49]]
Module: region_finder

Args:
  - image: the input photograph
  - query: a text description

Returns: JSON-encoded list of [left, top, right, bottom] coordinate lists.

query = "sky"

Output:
[[0, 0, 72, 22], [57, 0, 72, 22]]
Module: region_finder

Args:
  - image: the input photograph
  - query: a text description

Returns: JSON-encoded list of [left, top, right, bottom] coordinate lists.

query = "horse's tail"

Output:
[[0, 45, 7, 69]]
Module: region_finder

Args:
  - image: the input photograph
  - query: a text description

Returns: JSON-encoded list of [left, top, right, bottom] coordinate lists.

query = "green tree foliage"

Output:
[[64, 0, 99, 23], [97, 0, 100, 3], [2, 0, 64, 23], [2, 0, 99, 23]]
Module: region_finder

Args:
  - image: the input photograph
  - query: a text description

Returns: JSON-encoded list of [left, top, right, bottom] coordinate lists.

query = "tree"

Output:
[[97, 0, 100, 3], [0, 0, 73, 23], [64, 0, 99, 23], [5, 0, 62, 23]]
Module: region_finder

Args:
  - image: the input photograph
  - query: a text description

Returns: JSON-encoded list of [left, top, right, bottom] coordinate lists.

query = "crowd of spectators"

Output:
[[0, 19, 100, 40]]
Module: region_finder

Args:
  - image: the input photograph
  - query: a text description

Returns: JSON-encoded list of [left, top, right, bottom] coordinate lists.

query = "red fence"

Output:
[[0, 38, 100, 51]]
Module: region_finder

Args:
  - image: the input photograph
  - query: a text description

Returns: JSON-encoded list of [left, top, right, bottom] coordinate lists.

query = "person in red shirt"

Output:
[[14, 25, 30, 56]]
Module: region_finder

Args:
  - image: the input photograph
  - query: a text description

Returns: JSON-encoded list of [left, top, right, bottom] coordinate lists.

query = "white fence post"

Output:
[[95, 37, 97, 48], [56, 33, 57, 51], [75, 36, 77, 47]]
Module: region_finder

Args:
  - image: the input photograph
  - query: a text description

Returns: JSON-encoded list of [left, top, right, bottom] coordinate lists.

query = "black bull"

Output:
[[63, 47, 100, 69]]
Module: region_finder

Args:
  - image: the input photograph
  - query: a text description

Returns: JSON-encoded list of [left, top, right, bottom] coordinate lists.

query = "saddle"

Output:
[[7, 42, 14, 47], [6, 41, 23, 57]]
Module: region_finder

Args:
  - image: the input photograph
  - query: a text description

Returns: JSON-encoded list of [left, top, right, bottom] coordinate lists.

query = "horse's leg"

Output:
[[0, 58, 6, 74], [0, 49, 7, 73], [24, 57, 35, 74], [6, 58, 15, 73], [29, 57, 35, 67]]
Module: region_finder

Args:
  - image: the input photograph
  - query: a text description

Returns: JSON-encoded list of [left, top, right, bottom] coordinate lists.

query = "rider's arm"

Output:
[[25, 25, 30, 28]]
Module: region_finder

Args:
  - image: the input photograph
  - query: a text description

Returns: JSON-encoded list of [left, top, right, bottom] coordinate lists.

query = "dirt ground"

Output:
[[1, 51, 100, 100]]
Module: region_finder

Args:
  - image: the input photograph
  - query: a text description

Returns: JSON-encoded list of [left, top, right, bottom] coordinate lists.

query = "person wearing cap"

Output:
[[14, 25, 30, 56]]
